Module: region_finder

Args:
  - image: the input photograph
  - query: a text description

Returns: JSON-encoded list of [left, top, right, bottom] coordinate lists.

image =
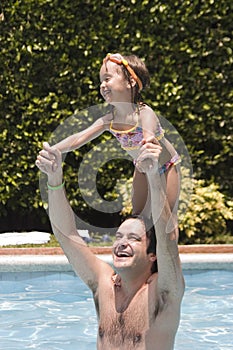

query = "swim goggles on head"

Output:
[[103, 53, 143, 91]]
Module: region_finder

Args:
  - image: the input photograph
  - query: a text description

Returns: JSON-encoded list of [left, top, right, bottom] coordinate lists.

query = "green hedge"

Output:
[[0, 0, 232, 237], [179, 180, 233, 243], [118, 175, 233, 244]]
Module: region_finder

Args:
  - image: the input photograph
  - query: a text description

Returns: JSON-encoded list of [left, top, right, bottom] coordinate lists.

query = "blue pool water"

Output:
[[0, 270, 232, 350]]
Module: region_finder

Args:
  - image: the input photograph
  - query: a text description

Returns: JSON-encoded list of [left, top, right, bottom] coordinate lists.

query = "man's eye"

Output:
[[129, 236, 141, 241], [115, 235, 122, 240]]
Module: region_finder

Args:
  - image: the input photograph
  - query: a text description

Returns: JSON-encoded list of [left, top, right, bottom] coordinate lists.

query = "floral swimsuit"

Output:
[[109, 121, 180, 174]]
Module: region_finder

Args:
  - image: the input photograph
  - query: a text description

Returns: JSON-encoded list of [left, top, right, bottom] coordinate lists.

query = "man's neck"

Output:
[[112, 270, 153, 313], [114, 269, 152, 295]]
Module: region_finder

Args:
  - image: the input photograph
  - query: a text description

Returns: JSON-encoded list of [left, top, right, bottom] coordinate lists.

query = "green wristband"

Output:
[[47, 181, 65, 190]]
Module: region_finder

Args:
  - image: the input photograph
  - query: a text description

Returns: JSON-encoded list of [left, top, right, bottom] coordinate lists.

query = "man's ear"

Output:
[[148, 253, 157, 262]]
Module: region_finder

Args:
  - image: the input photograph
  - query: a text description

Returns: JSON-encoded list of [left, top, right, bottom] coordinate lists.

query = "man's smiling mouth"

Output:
[[117, 252, 131, 257], [114, 248, 134, 258]]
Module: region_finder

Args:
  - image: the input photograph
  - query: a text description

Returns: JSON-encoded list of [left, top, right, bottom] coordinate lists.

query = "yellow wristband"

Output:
[[47, 181, 65, 190]]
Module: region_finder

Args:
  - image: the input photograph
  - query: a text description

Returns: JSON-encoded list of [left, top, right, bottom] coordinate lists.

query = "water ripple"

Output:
[[0, 270, 232, 349]]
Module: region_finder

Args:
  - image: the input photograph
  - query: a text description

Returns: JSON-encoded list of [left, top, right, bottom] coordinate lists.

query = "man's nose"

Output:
[[113, 237, 129, 250], [118, 238, 128, 249]]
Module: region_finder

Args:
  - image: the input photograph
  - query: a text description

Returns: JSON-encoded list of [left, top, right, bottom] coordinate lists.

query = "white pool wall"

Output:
[[0, 254, 233, 272]]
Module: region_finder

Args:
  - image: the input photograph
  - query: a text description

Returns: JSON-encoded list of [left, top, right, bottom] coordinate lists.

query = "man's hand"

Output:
[[36, 142, 63, 185], [136, 136, 162, 174]]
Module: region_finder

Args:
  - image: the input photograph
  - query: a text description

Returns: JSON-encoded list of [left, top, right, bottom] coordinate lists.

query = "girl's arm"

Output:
[[140, 106, 160, 141], [140, 106, 177, 159], [54, 115, 110, 153]]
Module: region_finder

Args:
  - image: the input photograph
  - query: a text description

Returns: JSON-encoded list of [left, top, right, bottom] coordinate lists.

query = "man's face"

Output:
[[112, 218, 152, 271]]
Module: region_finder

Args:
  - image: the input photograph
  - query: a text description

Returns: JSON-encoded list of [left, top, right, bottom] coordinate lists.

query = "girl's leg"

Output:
[[132, 168, 150, 217], [166, 165, 180, 214], [165, 164, 181, 241], [132, 164, 181, 240]]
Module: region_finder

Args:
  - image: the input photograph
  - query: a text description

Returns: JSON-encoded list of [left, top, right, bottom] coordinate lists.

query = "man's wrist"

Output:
[[47, 181, 65, 191], [146, 168, 161, 184], [47, 172, 63, 188], [146, 164, 160, 176]]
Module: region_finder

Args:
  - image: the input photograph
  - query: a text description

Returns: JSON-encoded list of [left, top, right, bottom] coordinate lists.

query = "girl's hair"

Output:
[[121, 55, 150, 104], [123, 214, 158, 274], [102, 53, 150, 105]]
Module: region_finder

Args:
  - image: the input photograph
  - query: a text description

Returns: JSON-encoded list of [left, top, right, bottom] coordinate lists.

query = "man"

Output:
[[36, 138, 184, 350]]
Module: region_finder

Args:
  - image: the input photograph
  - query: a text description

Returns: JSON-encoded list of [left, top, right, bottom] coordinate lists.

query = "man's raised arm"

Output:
[[36, 143, 109, 291], [136, 139, 184, 301]]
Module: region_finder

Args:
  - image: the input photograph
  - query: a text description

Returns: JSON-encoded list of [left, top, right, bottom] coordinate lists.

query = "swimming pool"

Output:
[[0, 268, 232, 349]]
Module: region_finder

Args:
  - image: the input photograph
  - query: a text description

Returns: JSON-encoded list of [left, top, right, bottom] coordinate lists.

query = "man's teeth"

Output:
[[117, 252, 131, 257]]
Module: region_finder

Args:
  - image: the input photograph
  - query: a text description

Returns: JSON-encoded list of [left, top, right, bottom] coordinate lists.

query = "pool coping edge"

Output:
[[0, 253, 233, 272]]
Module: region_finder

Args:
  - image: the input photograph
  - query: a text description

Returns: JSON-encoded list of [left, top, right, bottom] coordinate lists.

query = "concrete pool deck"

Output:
[[0, 245, 233, 272]]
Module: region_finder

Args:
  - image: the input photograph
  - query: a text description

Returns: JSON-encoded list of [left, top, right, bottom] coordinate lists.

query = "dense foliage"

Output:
[[0, 0, 232, 241], [118, 174, 233, 243], [179, 181, 233, 244]]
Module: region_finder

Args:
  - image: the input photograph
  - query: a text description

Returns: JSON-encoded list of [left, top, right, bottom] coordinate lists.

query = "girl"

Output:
[[50, 53, 180, 220]]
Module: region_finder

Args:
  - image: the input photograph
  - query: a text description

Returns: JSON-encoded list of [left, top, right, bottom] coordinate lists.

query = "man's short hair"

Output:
[[124, 214, 158, 273]]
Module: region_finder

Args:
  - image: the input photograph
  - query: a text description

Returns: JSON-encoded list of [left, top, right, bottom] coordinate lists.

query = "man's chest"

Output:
[[96, 285, 159, 348]]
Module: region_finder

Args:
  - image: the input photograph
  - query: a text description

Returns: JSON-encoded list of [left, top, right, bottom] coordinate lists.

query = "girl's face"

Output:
[[99, 61, 132, 104]]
